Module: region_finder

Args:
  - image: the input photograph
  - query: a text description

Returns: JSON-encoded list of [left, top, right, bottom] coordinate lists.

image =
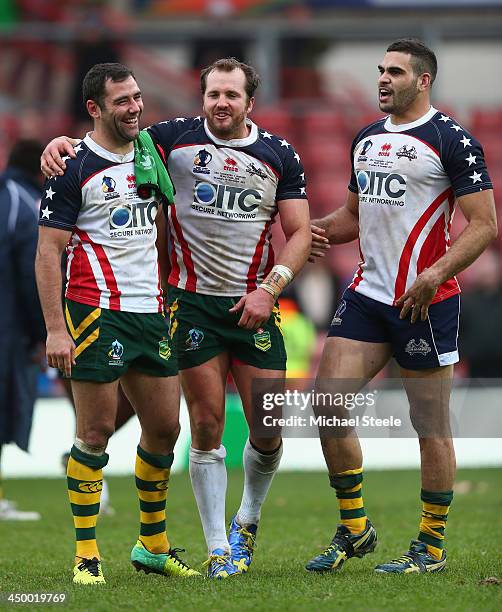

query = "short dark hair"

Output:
[[8, 139, 44, 179], [387, 38, 437, 84], [200, 58, 260, 100], [82, 62, 136, 109]]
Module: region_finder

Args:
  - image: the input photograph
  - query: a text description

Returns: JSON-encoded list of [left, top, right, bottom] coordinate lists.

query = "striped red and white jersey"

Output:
[[347, 106, 493, 306], [147, 117, 307, 296], [39, 135, 163, 313]]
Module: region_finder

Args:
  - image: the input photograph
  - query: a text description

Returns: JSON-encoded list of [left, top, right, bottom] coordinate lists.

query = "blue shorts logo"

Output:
[[331, 300, 346, 326], [405, 338, 431, 356]]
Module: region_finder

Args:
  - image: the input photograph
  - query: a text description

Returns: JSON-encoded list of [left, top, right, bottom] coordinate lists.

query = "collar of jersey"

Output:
[[84, 134, 135, 163], [384, 106, 437, 132], [203, 118, 258, 147]]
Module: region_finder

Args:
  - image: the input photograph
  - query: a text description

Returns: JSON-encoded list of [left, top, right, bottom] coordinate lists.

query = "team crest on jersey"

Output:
[[253, 331, 271, 352], [193, 149, 212, 174], [186, 328, 204, 351], [224, 157, 239, 172], [331, 300, 346, 326], [357, 139, 373, 162], [246, 162, 267, 180], [127, 173, 136, 188], [405, 338, 431, 357], [379, 143, 392, 157], [102, 176, 120, 201], [158, 339, 171, 360], [396, 145, 418, 161], [108, 339, 124, 366]]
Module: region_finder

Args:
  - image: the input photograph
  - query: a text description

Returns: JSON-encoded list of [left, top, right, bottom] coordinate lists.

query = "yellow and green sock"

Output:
[[67, 445, 108, 564], [135, 446, 174, 554], [330, 467, 367, 534], [418, 489, 453, 559]]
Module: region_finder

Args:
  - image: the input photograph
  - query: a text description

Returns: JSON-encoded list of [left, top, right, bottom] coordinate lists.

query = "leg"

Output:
[[121, 369, 196, 575], [68, 380, 118, 584], [181, 355, 235, 563], [404, 365, 455, 562], [226, 363, 285, 572], [306, 337, 391, 572]]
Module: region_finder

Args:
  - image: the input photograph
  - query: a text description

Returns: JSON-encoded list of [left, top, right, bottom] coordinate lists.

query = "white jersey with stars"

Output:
[[347, 106, 493, 306], [147, 117, 307, 296], [39, 135, 163, 313]]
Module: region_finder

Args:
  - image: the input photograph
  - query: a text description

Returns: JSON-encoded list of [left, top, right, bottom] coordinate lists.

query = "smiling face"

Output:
[[88, 76, 143, 148], [202, 68, 254, 140], [377, 51, 431, 122]]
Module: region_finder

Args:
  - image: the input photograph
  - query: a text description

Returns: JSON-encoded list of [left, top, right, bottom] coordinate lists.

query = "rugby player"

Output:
[[36, 63, 200, 584], [307, 39, 497, 574]]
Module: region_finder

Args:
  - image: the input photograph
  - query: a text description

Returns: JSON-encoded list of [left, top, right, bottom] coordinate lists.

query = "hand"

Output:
[[309, 223, 330, 263], [229, 288, 275, 329], [41, 137, 78, 178], [46, 330, 76, 377], [395, 269, 440, 323]]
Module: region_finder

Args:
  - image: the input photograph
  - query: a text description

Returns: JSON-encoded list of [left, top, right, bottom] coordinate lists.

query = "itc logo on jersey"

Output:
[[357, 170, 407, 207], [192, 181, 262, 219], [108, 201, 159, 237]]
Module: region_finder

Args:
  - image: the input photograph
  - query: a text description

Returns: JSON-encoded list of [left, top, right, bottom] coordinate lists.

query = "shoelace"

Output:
[[322, 528, 354, 558], [168, 547, 191, 570], [237, 526, 256, 553], [389, 551, 421, 566], [202, 552, 231, 569], [76, 557, 100, 577]]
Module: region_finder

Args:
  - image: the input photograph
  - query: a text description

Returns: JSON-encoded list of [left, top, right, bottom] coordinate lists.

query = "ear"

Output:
[[247, 96, 255, 115], [87, 100, 101, 120], [418, 73, 432, 91]]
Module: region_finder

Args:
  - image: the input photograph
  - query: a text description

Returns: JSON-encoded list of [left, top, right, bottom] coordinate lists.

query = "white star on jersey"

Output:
[[74, 144, 83, 154], [261, 131, 272, 139], [300, 172, 305, 181], [41, 206, 53, 219], [279, 139, 290, 148], [45, 186, 55, 200], [469, 171, 482, 184], [460, 136, 472, 148], [439, 115, 450, 122], [450, 124, 462, 132], [62, 155, 71, 163], [300, 187, 306, 195], [175, 117, 186, 122], [294, 152, 300, 163], [465, 153, 477, 166]]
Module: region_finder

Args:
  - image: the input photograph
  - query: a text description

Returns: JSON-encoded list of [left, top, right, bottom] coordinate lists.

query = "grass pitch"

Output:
[[1, 468, 501, 611]]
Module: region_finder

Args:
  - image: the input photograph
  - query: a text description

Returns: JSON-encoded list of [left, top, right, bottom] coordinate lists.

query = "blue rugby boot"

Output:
[[228, 515, 257, 573], [374, 540, 446, 574], [306, 519, 377, 572], [204, 548, 240, 579]]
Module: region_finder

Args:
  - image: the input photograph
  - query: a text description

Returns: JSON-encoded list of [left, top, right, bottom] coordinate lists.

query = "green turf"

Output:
[[1, 468, 501, 611]]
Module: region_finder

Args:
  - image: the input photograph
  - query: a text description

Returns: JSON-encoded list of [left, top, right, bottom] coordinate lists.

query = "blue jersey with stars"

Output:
[[146, 116, 307, 295], [346, 106, 493, 306], [38, 135, 163, 313]]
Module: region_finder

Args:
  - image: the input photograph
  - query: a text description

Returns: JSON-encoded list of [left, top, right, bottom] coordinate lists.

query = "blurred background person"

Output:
[[0, 139, 45, 520]]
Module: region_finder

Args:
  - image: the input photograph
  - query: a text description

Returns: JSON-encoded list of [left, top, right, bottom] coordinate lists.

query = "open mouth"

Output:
[[379, 88, 392, 103], [123, 118, 139, 127]]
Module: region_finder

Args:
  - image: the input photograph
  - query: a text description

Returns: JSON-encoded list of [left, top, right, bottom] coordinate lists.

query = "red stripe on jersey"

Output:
[[156, 266, 163, 313], [74, 228, 122, 309], [247, 221, 271, 292], [349, 240, 365, 291], [393, 187, 453, 304], [80, 164, 119, 188], [168, 229, 181, 287], [66, 240, 101, 305], [169, 206, 197, 292], [263, 241, 275, 277], [156, 144, 167, 164]]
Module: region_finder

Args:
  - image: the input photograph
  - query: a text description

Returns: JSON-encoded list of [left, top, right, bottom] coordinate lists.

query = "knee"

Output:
[[79, 423, 115, 449], [190, 409, 224, 447]]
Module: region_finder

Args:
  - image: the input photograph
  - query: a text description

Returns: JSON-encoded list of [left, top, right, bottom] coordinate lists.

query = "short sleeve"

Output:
[[38, 165, 82, 230], [276, 145, 307, 201]]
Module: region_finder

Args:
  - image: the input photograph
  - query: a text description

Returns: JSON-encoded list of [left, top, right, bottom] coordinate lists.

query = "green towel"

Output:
[[134, 130, 175, 206]]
